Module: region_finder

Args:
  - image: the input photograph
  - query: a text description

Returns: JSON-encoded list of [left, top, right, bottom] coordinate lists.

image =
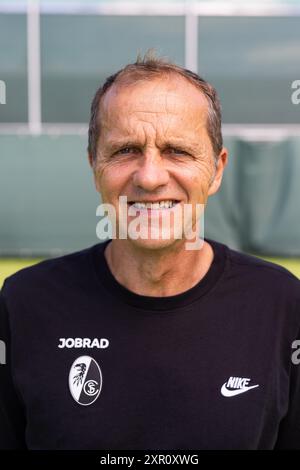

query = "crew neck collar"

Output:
[[91, 237, 228, 311]]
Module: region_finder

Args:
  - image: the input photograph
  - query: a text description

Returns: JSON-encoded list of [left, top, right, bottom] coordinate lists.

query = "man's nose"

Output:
[[132, 149, 169, 191]]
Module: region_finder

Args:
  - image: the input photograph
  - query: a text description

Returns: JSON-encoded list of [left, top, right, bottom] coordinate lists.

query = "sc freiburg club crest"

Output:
[[69, 356, 102, 406]]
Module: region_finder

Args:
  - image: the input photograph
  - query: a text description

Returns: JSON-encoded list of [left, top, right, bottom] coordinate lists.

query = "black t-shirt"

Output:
[[0, 237, 300, 450]]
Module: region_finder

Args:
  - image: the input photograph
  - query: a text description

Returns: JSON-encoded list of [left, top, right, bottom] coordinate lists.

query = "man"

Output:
[[1, 51, 300, 450]]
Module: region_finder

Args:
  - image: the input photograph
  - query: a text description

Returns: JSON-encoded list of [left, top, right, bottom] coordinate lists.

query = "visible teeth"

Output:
[[131, 200, 178, 209]]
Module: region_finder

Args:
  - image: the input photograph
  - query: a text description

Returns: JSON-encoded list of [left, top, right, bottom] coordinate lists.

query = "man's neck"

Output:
[[104, 239, 214, 297]]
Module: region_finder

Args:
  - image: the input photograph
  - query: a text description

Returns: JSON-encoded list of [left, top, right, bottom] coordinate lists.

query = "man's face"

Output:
[[90, 74, 227, 250]]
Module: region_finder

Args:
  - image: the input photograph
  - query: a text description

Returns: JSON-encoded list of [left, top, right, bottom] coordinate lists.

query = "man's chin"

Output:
[[127, 234, 182, 251]]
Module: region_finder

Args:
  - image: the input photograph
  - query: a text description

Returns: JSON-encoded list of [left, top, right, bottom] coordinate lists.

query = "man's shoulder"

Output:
[[1, 243, 105, 296], [231, 245, 298, 279], [209, 238, 300, 289]]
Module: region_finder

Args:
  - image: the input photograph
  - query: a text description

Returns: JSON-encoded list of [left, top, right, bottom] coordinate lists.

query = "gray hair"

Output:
[[88, 49, 223, 167]]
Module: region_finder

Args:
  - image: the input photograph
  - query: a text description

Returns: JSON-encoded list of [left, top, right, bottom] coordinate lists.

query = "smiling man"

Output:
[[89, 59, 227, 296], [1, 52, 300, 450]]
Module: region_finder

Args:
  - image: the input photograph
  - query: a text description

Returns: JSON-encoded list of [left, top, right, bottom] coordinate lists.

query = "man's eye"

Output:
[[116, 147, 137, 155], [113, 146, 189, 156], [167, 147, 189, 155]]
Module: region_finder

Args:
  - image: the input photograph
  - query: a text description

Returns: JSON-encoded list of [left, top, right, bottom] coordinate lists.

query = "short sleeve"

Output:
[[0, 284, 27, 449], [274, 325, 300, 449]]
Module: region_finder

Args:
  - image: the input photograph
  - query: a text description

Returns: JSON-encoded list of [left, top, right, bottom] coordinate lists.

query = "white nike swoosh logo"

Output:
[[221, 383, 259, 397]]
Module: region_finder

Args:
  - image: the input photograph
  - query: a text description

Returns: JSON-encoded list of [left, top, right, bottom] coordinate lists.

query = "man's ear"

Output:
[[88, 153, 101, 193], [208, 147, 228, 196], [88, 152, 94, 169]]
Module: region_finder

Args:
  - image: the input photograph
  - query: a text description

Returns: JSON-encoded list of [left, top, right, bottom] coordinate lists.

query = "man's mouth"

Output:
[[127, 200, 180, 210]]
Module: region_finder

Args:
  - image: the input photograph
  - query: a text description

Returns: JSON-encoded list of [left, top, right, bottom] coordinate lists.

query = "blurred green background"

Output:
[[0, 0, 300, 283]]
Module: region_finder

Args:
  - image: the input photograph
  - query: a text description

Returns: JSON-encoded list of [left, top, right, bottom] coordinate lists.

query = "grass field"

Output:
[[0, 255, 299, 289]]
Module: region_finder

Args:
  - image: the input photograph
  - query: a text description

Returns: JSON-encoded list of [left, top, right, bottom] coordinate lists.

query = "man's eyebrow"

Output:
[[106, 140, 140, 152], [105, 140, 198, 153]]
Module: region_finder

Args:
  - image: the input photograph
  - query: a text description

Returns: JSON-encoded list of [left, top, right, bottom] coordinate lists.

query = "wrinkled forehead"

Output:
[[98, 75, 209, 132]]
